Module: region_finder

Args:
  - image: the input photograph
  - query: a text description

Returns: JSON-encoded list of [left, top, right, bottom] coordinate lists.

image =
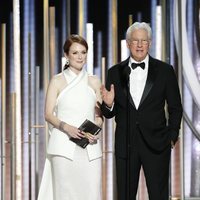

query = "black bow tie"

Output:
[[131, 62, 145, 70]]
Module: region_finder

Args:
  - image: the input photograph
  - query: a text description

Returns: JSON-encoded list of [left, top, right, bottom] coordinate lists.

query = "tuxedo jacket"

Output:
[[101, 56, 183, 158]]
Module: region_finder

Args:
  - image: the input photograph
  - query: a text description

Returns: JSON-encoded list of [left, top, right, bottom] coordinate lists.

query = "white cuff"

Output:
[[105, 102, 114, 111]]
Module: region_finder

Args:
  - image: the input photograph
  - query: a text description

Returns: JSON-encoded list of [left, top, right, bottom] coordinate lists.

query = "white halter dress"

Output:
[[37, 68, 102, 200]]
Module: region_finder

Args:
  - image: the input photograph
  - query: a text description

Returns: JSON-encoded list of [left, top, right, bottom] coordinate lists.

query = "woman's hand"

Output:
[[84, 132, 99, 144], [62, 123, 85, 139]]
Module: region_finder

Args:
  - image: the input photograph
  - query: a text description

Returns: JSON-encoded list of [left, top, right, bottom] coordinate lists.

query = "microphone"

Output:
[[123, 65, 131, 200]]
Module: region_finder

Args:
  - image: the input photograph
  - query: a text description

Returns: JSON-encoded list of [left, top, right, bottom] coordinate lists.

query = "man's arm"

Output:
[[166, 66, 183, 144], [101, 70, 116, 119]]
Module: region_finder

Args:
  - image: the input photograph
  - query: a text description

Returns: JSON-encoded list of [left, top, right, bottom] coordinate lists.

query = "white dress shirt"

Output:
[[129, 55, 149, 109]]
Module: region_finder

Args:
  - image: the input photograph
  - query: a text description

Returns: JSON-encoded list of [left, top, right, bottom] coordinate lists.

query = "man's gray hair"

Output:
[[126, 22, 152, 41]]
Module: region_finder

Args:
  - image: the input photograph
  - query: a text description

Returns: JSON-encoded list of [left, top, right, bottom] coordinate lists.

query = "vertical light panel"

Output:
[[6, 13, 14, 200], [78, 0, 84, 36], [94, 31, 102, 76], [108, 0, 115, 67], [161, 1, 169, 62], [107, 0, 112, 68], [22, 0, 30, 197], [174, 1, 184, 199], [49, 6, 56, 76], [108, 0, 118, 67], [169, 0, 175, 66], [0, 80, 1, 200], [43, 0, 50, 145], [111, 0, 118, 64], [150, 0, 157, 57], [121, 40, 129, 61], [13, 0, 22, 199], [11, 93, 16, 200], [160, 0, 167, 62], [185, 0, 200, 197], [155, 5, 162, 60], [61, 0, 70, 46], [0, 23, 6, 200], [0, 79, 1, 198], [78, 0, 87, 37], [167, 1, 182, 199], [170, 1, 182, 196], [86, 23, 94, 75], [43, 0, 50, 95], [34, 66, 40, 197], [29, 1, 36, 198], [107, 1, 118, 199], [173, 0, 186, 198], [28, 34, 32, 200], [128, 15, 133, 26], [22, 0, 36, 198]]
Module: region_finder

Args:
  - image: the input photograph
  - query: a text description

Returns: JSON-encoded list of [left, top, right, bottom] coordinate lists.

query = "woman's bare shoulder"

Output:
[[88, 75, 101, 97], [50, 72, 65, 83], [88, 74, 101, 86], [51, 72, 63, 81], [49, 72, 66, 90]]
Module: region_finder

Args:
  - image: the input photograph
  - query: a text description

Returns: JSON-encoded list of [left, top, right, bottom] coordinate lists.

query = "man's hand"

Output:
[[101, 84, 115, 107]]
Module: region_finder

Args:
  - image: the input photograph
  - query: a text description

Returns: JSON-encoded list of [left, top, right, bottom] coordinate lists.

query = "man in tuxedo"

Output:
[[101, 22, 182, 200]]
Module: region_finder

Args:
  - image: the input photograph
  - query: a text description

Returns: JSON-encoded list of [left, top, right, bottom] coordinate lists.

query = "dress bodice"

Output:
[[56, 68, 96, 127]]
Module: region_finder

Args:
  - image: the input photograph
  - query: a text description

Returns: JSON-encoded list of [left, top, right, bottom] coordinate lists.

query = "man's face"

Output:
[[126, 29, 151, 62]]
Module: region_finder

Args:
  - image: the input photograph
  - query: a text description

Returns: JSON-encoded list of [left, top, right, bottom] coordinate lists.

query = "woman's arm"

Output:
[[89, 75, 103, 127], [95, 80, 103, 127], [44, 75, 84, 139], [44, 75, 61, 128]]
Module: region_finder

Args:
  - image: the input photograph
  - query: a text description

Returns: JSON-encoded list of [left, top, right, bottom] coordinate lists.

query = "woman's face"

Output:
[[65, 42, 87, 74]]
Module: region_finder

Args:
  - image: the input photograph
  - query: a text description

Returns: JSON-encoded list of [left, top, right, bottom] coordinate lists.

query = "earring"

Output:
[[66, 59, 69, 65]]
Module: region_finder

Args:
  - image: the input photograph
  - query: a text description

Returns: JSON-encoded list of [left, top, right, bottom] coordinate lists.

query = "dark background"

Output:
[[0, 0, 151, 69]]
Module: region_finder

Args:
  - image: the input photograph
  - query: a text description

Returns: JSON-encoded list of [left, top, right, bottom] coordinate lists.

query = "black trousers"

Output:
[[115, 128, 171, 200]]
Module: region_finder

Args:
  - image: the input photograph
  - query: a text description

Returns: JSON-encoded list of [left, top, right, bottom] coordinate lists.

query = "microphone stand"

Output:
[[124, 67, 131, 200]]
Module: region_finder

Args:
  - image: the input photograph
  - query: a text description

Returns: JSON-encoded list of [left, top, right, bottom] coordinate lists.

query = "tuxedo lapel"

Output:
[[126, 88, 136, 109], [139, 57, 156, 107]]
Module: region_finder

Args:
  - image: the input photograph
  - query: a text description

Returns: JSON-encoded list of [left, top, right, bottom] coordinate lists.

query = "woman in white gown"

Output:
[[37, 35, 103, 200]]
